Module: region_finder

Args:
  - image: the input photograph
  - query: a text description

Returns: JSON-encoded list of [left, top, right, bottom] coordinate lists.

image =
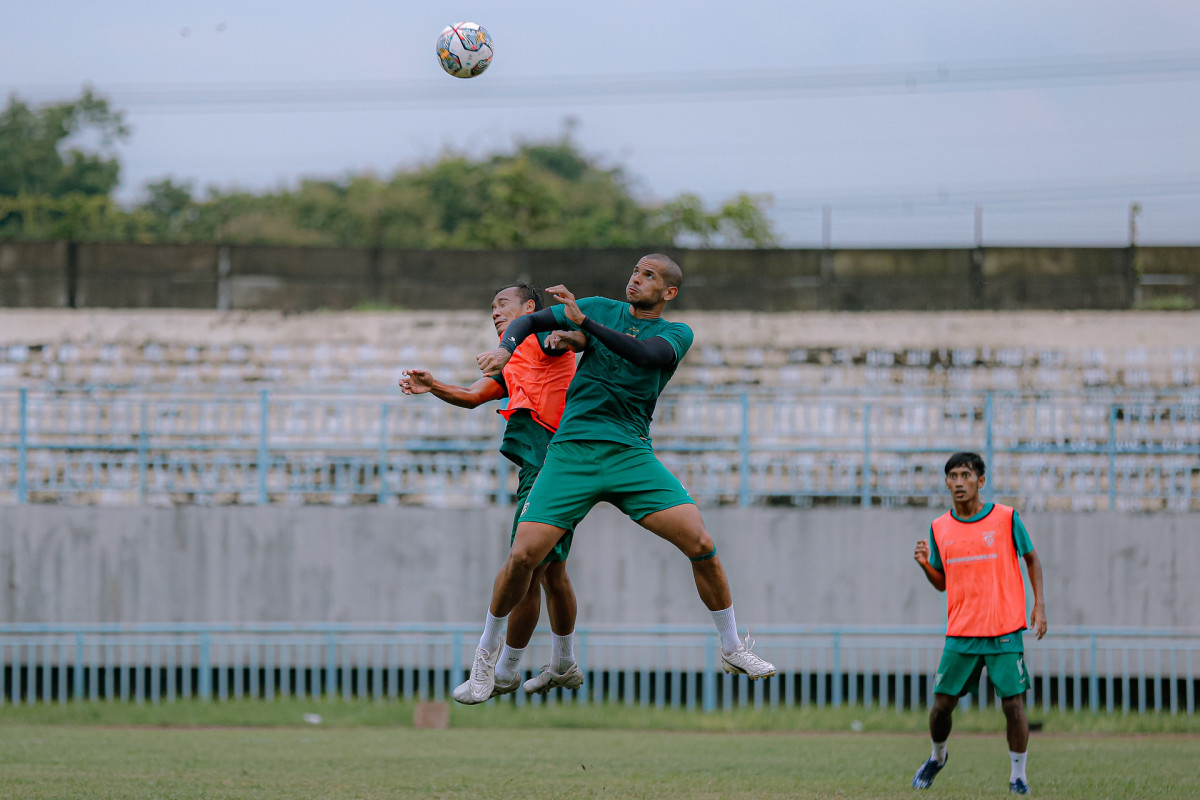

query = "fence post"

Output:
[[739, 392, 751, 507], [1089, 634, 1099, 712], [832, 631, 843, 708], [984, 392, 995, 503], [74, 632, 85, 701], [378, 402, 390, 504], [861, 403, 872, 507], [198, 632, 212, 701], [325, 633, 338, 698], [703, 635, 717, 712], [138, 400, 149, 504], [258, 389, 270, 505], [18, 387, 28, 503], [1108, 403, 1118, 511]]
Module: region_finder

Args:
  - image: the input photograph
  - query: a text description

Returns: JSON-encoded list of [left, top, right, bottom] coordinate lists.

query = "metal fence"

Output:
[[1, 624, 1195, 714], [1, 386, 1198, 510]]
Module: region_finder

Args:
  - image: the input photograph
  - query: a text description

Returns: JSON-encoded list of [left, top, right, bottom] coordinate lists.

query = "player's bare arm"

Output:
[[1023, 549, 1048, 639], [914, 539, 946, 592], [400, 369, 504, 408]]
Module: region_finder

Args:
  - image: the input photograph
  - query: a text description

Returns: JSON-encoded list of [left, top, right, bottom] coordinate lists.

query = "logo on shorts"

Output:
[[521, 501, 530, 516], [935, 672, 944, 685]]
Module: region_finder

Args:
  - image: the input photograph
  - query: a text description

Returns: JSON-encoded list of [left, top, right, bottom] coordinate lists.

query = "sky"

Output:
[[2, 0, 1200, 247]]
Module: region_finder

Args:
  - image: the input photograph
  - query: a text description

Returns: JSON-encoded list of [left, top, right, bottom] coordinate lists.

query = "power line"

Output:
[[5, 50, 1200, 113], [770, 177, 1200, 213]]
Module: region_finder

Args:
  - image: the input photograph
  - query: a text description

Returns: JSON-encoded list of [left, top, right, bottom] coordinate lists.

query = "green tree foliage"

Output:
[[0, 89, 128, 198], [1, 91, 776, 248]]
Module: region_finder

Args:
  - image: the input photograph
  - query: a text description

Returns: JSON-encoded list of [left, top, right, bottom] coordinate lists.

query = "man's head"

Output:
[[492, 283, 541, 336], [944, 452, 986, 507], [626, 254, 682, 311]]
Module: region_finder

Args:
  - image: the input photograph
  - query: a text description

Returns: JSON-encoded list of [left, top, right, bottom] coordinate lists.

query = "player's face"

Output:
[[626, 259, 677, 309], [491, 288, 535, 336], [945, 466, 984, 505]]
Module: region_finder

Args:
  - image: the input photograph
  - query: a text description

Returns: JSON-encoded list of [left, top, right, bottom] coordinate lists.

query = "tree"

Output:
[[0, 89, 129, 198], [154, 137, 777, 249]]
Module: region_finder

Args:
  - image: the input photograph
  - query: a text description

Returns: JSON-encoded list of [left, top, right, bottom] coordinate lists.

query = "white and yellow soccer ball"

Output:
[[436, 22, 494, 79]]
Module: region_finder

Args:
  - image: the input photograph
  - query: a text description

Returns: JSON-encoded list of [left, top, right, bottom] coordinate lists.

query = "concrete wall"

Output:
[[1, 506, 1195, 629], [3, 241, 1199, 311]]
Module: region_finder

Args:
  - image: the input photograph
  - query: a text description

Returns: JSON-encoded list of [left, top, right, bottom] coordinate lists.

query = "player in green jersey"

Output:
[[461, 254, 775, 704], [400, 284, 588, 701]]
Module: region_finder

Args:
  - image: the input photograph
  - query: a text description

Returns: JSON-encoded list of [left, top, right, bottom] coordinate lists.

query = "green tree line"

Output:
[[0, 91, 776, 248]]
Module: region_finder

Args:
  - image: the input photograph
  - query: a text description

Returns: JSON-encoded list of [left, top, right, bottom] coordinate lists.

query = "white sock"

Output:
[[710, 605, 742, 654], [551, 632, 575, 673], [495, 644, 525, 683], [932, 740, 948, 766], [1009, 751, 1027, 782], [479, 611, 507, 654]]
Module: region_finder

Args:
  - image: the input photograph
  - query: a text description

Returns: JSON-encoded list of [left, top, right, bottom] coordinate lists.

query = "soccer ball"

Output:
[[436, 22, 494, 79]]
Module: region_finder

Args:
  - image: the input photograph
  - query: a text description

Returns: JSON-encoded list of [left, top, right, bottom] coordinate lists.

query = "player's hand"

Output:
[[476, 347, 513, 376], [399, 369, 434, 395], [544, 330, 587, 352], [914, 540, 931, 567], [1030, 604, 1047, 640], [545, 285, 585, 326]]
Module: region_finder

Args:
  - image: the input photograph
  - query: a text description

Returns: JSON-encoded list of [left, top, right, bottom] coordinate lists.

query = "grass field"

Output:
[[1, 701, 1197, 799]]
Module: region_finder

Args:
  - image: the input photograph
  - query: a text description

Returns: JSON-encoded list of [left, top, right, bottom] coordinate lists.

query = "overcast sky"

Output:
[[3, 1, 1199, 246]]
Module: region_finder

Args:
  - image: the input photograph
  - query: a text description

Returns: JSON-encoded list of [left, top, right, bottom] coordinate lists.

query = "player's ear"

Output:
[[978, 473, 986, 490], [663, 285, 679, 302]]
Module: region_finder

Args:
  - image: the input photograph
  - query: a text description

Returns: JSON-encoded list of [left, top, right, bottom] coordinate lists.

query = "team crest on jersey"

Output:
[[982, 531, 995, 546]]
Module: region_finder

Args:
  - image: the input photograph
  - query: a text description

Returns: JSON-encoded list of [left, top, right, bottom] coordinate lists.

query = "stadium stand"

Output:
[[1, 309, 1198, 510]]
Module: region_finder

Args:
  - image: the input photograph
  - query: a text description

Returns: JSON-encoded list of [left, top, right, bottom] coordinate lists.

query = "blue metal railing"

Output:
[[0, 623, 1195, 714], [1, 386, 1197, 509]]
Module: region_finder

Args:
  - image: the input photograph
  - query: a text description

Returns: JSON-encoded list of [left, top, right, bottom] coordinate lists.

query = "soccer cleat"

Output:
[[1009, 778, 1031, 795], [522, 662, 585, 694], [719, 635, 776, 679], [912, 755, 947, 789], [450, 647, 499, 705], [452, 668, 520, 704]]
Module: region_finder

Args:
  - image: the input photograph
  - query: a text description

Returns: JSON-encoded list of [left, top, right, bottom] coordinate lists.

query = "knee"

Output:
[[932, 695, 958, 716], [685, 531, 716, 561], [507, 544, 540, 573], [1001, 695, 1024, 716], [541, 563, 570, 591]]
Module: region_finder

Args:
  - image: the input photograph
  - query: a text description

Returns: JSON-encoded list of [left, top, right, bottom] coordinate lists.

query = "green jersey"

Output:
[[550, 296, 694, 448], [928, 503, 1035, 654]]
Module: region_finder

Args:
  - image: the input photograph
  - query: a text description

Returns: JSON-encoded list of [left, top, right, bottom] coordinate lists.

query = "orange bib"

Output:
[[498, 334, 575, 432], [931, 504, 1027, 638]]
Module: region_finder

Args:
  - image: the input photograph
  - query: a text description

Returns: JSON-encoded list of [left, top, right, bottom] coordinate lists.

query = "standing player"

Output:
[[399, 284, 587, 702], [912, 452, 1048, 795], [466, 254, 775, 704]]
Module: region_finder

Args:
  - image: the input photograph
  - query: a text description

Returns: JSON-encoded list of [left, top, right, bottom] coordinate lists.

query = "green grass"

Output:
[[1, 701, 1198, 799]]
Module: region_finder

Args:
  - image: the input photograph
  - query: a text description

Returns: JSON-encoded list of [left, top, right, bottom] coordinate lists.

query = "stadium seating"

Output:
[[0, 309, 1197, 392], [0, 310, 1197, 510]]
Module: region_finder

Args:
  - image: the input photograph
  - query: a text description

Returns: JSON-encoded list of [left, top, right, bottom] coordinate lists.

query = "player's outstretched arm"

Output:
[[399, 369, 504, 409], [1023, 549, 1048, 639], [914, 539, 946, 591], [543, 284, 675, 368]]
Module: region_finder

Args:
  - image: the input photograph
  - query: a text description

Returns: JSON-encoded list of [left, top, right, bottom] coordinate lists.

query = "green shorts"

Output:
[[519, 440, 694, 532], [513, 461, 573, 564], [934, 649, 1030, 699]]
